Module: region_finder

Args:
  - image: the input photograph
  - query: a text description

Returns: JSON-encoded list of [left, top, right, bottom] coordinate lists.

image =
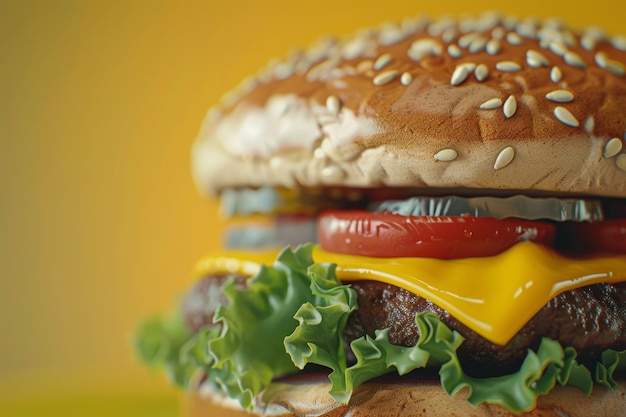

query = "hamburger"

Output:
[[135, 11, 626, 416]]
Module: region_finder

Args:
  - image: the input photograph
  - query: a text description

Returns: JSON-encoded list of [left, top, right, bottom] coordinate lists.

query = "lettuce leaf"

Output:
[[134, 245, 626, 414], [133, 310, 195, 387], [205, 243, 356, 409], [287, 307, 598, 413], [596, 348, 626, 388]]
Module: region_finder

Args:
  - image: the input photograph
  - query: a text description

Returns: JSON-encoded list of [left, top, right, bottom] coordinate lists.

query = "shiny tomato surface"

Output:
[[317, 210, 556, 259]]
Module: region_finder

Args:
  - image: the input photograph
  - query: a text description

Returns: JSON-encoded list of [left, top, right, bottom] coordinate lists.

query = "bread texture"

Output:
[[192, 12, 626, 198], [183, 378, 626, 417]]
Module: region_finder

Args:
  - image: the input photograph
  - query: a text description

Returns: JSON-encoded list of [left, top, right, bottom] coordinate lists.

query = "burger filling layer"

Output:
[[135, 188, 626, 414]]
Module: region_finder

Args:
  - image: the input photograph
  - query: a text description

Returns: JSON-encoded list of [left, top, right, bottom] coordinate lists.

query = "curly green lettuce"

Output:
[[134, 244, 626, 413], [204, 244, 356, 408], [133, 309, 195, 387]]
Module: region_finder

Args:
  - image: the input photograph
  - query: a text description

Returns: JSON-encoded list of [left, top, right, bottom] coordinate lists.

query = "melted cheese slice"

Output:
[[193, 242, 626, 346]]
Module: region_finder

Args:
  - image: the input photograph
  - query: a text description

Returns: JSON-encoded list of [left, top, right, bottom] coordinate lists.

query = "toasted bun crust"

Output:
[[183, 377, 626, 417], [192, 12, 626, 197]]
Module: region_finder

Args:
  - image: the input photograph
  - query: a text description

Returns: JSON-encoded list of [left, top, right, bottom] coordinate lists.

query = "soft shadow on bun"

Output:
[[183, 377, 626, 417]]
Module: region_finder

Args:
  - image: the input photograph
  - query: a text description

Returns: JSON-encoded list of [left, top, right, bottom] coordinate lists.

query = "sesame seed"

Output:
[[516, 21, 537, 39], [235, 75, 257, 94], [585, 27, 607, 40], [428, 16, 455, 36], [542, 17, 564, 30], [526, 50, 550, 67], [596, 53, 626, 76], [580, 35, 597, 51], [459, 32, 480, 48], [294, 58, 312, 74], [434, 148, 458, 162], [475, 64, 489, 81], [612, 35, 626, 51], [342, 37, 370, 60], [408, 39, 442, 61], [538, 26, 563, 47], [564, 51, 586, 68], [584, 116, 595, 133], [496, 61, 522, 72], [503, 95, 517, 118], [554, 106, 579, 127], [463, 12, 500, 33], [562, 30, 577, 47], [526, 58, 543, 68], [373, 53, 393, 71], [549, 42, 568, 56], [491, 27, 506, 39], [486, 39, 501, 55], [273, 61, 295, 79], [605, 60, 626, 76], [459, 62, 477, 72], [306, 58, 340, 81], [469, 36, 488, 53], [450, 65, 470, 86], [220, 89, 241, 108], [400, 72, 413, 86], [373, 70, 399, 86], [545, 89, 574, 103], [479, 98, 502, 109], [402, 15, 429, 34], [617, 154, 626, 171], [448, 44, 463, 58], [503, 16, 518, 30], [494, 146, 515, 169], [595, 51, 608, 67], [406, 48, 423, 62], [506, 32, 524, 45], [604, 138, 623, 158], [326, 95, 341, 114], [550, 66, 563, 83], [579, 35, 601, 55], [379, 27, 407, 46], [442, 27, 458, 44]]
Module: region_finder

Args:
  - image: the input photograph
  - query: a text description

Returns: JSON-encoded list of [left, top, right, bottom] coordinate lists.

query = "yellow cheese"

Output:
[[193, 242, 626, 346]]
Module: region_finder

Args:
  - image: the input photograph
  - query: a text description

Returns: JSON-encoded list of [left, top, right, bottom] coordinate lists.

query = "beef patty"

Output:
[[181, 274, 626, 376]]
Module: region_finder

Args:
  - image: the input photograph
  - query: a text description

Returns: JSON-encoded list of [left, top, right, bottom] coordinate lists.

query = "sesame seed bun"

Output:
[[192, 12, 626, 198], [183, 376, 626, 417]]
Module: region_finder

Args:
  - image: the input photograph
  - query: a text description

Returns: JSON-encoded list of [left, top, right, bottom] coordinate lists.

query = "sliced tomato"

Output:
[[317, 210, 555, 259], [559, 219, 626, 255]]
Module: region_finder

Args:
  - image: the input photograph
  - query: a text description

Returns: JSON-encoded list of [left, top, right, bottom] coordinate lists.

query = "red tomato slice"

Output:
[[317, 211, 556, 259], [559, 219, 626, 255]]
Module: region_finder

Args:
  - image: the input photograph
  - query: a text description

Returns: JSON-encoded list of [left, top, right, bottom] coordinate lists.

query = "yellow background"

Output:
[[2, 0, 625, 415]]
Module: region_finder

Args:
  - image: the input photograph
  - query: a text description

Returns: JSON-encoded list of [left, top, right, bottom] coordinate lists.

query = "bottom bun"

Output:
[[181, 374, 626, 417]]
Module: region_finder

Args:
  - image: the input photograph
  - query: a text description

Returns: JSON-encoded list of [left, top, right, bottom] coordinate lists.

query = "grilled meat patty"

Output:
[[181, 275, 626, 376], [345, 281, 626, 375]]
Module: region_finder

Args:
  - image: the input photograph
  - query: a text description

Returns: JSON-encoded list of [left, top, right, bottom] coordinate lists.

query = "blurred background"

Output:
[[2, 0, 625, 415]]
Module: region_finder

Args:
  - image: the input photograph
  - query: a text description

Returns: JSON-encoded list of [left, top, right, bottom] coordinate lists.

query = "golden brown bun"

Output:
[[183, 378, 626, 417], [192, 12, 626, 198]]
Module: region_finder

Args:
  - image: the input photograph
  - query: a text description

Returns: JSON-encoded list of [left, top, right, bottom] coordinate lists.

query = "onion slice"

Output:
[[369, 195, 603, 222]]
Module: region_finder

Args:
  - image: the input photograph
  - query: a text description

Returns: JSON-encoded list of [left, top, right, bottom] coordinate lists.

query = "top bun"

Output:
[[192, 12, 626, 197]]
